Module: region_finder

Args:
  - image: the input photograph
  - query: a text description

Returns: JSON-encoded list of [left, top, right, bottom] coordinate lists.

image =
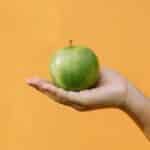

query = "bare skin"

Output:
[[26, 68, 150, 141]]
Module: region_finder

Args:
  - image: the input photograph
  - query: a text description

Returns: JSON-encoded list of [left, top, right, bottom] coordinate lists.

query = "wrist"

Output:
[[122, 82, 149, 128], [124, 82, 146, 112]]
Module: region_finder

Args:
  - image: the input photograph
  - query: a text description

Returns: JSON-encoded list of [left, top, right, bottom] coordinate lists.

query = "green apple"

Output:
[[49, 41, 100, 91]]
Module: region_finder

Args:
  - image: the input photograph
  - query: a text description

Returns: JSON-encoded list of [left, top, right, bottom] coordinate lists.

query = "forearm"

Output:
[[123, 82, 150, 140]]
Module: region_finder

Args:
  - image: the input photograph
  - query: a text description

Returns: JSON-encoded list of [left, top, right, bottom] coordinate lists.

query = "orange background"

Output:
[[0, 0, 150, 149]]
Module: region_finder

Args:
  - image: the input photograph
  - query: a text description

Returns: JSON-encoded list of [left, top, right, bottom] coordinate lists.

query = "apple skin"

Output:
[[49, 45, 100, 91]]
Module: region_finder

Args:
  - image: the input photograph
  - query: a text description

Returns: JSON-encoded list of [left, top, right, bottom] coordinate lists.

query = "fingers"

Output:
[[26, 77, 85, 106], [26, 77, 50, 92], [26, 77, 110, 107]]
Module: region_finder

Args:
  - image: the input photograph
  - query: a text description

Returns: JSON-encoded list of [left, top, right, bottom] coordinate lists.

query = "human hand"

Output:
[[26, 68, 150, 141], [26, 68, 128, 111]]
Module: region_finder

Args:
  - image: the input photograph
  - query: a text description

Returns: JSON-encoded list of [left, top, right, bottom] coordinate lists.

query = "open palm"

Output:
[[26, 68, 128, 111]]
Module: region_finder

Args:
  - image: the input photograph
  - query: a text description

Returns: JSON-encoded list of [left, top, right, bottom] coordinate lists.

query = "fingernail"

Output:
[[25, 78, 32, 84]]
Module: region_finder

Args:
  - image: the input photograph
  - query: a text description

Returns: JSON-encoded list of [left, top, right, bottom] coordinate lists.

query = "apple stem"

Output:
[[69, 40, 73, 47]]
